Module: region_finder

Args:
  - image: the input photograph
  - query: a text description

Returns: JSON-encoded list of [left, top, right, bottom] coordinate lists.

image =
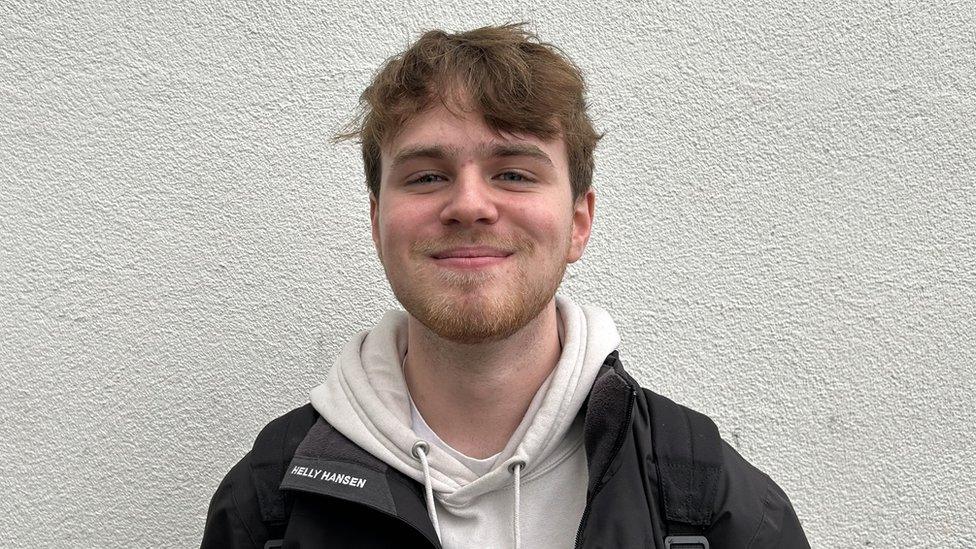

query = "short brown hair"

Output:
[[333, 23, 603, 203]]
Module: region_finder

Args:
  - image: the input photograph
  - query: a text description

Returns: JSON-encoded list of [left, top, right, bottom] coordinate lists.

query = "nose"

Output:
[[438, 167, 499, 227]]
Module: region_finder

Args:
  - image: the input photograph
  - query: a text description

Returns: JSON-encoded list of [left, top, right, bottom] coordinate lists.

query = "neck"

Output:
[[403, 299, 562, 459]]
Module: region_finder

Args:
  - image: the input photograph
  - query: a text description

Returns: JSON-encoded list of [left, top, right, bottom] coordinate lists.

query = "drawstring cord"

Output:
[[412, 441, 442, 542], [508, 459, 526, 549], [413, 441, 526, 549]]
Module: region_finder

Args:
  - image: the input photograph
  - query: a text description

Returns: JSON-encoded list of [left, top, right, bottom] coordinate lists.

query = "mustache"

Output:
[[411, 234, 534, 256]]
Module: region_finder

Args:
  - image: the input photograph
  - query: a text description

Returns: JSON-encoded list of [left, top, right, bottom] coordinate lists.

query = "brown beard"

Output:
[[384, 233, 568, 344]]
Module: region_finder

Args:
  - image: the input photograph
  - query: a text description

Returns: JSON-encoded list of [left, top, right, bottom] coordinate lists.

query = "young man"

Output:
[[202, 24, 809, 549]]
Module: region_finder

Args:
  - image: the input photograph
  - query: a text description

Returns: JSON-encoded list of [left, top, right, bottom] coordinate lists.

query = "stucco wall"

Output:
[[2, 1, 973, 547]]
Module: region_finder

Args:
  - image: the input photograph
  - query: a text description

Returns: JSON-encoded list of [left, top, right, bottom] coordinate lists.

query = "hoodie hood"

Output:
[[309, 294, 620, 509]]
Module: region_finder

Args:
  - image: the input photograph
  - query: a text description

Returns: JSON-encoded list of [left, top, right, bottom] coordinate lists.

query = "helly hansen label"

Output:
[[290, 465, 367, 488], [280, 457, 395, 514]]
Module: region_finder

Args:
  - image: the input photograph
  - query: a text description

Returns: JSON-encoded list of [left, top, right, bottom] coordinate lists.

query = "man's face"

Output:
[[371, 103, 595, 344]]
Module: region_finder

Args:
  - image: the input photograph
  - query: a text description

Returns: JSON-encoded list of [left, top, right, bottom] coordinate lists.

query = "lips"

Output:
[[430, 247, 513, 259], [428, 246, 514, 271]]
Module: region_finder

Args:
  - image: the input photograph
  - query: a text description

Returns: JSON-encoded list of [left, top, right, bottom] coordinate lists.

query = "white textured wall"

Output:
[[2, 1, 973, 547]]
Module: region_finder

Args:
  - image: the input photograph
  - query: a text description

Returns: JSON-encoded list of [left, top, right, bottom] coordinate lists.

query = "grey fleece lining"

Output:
[[294, 417, 388, 471], [582, 353, 634, 496]]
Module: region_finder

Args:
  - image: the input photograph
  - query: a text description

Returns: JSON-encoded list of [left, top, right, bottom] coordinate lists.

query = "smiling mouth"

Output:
[[429, 247, 513, 269], [430, 246, 513, 259], [432, 255, 510, 269]]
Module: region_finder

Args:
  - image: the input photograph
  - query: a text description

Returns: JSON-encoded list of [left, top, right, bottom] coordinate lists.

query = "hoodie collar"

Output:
[[309, 294, 621, 504]]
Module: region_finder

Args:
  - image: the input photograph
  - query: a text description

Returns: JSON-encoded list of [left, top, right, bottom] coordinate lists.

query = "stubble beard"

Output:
[[384, 239, 568, 345]]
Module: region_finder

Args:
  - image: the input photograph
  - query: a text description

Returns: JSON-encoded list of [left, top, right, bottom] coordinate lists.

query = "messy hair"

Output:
[[333, 22, 603, 203]]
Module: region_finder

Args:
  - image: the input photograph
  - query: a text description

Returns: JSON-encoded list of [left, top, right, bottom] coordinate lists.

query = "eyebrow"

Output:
[[389, 142, 555, 169]]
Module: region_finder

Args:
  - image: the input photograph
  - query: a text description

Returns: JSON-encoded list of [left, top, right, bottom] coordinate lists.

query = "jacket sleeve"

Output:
[[200, 453, 264, 549]]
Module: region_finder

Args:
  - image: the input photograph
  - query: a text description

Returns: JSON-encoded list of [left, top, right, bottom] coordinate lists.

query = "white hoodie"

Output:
[[310, 295, 620, 549]]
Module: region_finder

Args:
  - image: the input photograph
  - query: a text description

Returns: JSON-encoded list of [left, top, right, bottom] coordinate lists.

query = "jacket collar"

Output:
[[281, 351, 636, 543], [280, 417, 442, 547]]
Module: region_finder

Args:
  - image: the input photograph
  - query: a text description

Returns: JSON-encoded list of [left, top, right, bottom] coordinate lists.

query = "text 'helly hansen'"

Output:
[[290, 466, 367, 489]]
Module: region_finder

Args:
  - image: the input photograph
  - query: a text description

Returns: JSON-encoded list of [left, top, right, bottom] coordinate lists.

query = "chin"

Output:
[[398, 282, 556, 346]]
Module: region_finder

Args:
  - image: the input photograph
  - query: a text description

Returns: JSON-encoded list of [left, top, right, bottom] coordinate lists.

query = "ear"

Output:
[[567, 188, 596, 263], [369, 193, 382, 260]]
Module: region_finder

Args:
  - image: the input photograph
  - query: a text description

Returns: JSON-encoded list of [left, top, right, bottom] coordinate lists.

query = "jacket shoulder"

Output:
[[638, 388, 809, 548], [200, 404, 319, 549], [713, 442, 810, 548]]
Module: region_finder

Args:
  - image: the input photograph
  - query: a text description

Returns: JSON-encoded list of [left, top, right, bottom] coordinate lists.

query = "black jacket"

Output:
[[202, 352, 809, 548]]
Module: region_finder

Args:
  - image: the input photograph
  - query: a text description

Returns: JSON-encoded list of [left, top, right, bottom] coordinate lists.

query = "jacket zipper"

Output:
[[573, 386, 638, 549]]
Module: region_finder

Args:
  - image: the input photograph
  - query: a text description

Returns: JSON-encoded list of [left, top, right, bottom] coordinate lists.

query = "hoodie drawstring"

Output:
[[412, 441, 527, 549], [508, 459, 526, 549], [412, 441, 442, 542]]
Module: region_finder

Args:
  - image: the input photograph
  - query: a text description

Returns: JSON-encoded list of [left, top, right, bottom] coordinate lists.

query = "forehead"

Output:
[[381, 104, 566, 167]]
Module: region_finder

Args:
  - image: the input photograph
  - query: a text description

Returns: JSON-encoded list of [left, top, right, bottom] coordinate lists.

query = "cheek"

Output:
[[379, 206, 422, 258], [527, 209, 571, 245]]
